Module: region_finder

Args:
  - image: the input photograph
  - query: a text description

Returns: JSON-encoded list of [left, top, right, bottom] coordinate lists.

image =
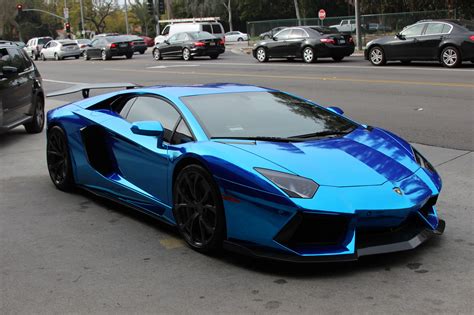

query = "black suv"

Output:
[[0, 41, 45, 134]]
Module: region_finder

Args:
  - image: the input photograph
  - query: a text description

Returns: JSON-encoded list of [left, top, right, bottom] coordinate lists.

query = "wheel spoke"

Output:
[[200, 217, 215, 234]]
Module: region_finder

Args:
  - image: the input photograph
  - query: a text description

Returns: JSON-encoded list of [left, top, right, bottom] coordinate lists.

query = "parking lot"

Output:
[[1, 47, 473, 314]]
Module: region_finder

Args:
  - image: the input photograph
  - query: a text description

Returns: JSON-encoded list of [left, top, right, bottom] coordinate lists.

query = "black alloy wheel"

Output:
[[173, 164, 226, 253], [47, 126, 74, 191], [24, 96, 45, 134]]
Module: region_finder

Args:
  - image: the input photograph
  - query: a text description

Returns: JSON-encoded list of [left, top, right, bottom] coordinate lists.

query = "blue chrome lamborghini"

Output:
[[46, 83, 445, 262]]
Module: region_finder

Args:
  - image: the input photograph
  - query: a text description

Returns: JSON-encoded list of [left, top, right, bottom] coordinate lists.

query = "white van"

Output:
[[154, 18, 225, 45]]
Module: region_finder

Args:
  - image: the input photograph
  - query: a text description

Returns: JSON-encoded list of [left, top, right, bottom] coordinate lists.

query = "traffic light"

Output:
[[158, 0, 165, 14], [147, 0, 154, 16], [65, 22, 71, 33], [16, 4, 23, 14]]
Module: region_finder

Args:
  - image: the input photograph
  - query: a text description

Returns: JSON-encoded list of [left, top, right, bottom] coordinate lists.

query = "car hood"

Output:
[[222, 128, 420, 187]]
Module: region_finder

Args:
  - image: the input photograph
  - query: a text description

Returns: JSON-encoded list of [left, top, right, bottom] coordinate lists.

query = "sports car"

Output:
[[46, 83, 445, 262]]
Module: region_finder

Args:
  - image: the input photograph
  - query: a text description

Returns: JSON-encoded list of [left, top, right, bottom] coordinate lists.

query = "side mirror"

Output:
[[327, 106, 344, 115], [272, 36, 278, 41], [131, 121, 164, 146], [164, 40, 169, 45], [1, 66, 18, 77], [396, 33, 405, 40]]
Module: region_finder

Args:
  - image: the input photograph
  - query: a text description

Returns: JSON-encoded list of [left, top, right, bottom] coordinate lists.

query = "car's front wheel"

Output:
[[302, 47, 316, 63], [83, 51, 90, 60], [182, 48, 192, 61], [101, 50, 110, 61], [54, 53, 60, 61], [256, 47, 268, 62], [24, 96, 44, 134], [47, 126, 75, 191], [173, 164, 226, 253], [440, 46, 461, 68], [369, 46, 386, 66], [41, 53, 46, 61], [153, 49, 162, 60]]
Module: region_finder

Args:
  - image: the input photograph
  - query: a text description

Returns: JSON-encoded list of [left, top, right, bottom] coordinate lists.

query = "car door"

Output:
[[42, 41, 53, 58], [87, 39, 101, 58], [286, 28, 308, 56], [160, 34, 179, 56], [385, 23, 426, 59], [417, 22, 452, 60], [0, 47, 19, 126], [267, 29, 292, 57]]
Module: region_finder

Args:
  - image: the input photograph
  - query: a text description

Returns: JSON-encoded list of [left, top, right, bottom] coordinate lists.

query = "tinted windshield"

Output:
[[106, 36, 128, 42], [189, 31, 214, 39], [309, 26, 337, 34], [38, 38, 51, 45], [182, 92, 356, 139]]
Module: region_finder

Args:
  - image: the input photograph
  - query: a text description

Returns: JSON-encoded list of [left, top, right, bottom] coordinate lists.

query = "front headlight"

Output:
[[255, 168, 319, 198], [413, 148, 437, 174]]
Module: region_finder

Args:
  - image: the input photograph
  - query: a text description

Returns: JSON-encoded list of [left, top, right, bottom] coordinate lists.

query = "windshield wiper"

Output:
[[290, 128, 354, 139], [211, 136, 303, 143]]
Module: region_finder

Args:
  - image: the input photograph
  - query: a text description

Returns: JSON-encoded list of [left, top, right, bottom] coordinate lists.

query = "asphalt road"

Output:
[[1, 47, 473, 314]]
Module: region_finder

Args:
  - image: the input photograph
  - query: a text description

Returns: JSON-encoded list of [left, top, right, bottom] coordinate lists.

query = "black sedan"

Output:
[[83, 36, 133, 61], [124, 35, 147, 54], [253, 26, 354, 63], [365, 20, 474, 68], [152, 31, 225, 61]]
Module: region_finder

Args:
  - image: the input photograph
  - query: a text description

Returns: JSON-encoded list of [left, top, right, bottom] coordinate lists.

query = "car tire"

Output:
[[256, 47, 268, 62], [173, 164, 226, 253], [101, 50, 108, 61], [54, 53, 60, 61], [237, 37, 243, 41], [47, 126, 75, 191], [126, 53, 133, 59], [75, 55, 79, 59], [24, 96, 44, 134], [440, 46, 461, 68], [41, 53, 46, 61], [182, 48, 192, 61], [139, 50, 145, 55], [302, 47, 316, 63], [369, 46, 386, 66], [332, 56, 344, 62], [209, 54, 219, 60], [153, 49, 162, 60], [83, 51, 90, 60]]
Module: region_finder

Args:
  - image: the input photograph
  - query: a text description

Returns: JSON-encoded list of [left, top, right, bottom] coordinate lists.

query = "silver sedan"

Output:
[[40, 40, 81, 61]]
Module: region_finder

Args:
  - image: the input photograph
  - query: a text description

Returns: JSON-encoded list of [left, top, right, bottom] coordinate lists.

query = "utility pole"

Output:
[[124, 0, 130, 34], [155, 0, 160, 35], [354, 0, 362, 51], [293, 0, 301, 26], [79, 0, 85, 37]]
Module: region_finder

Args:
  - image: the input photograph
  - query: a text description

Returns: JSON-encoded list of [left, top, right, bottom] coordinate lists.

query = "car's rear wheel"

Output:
[[256, 47, 268, 62], [41, 53, 46, 61], [369, 46, 386, 66], [182, 48, 192, 61], [101, 50, 109, 61], [54, 53, 60, 61], [24, 96, 44, 134], [440, 46, 461, 68], [209, 54, 218, 59], [173, 164, 226, 253], [126, 53, 133, 59], [332, 56, 344, 62], [237, 37, 243, 41], [83, 51, 90, 60], [153, 48, 162, 60], [302, 47, 316, 63], [47, 126, 74, 191]]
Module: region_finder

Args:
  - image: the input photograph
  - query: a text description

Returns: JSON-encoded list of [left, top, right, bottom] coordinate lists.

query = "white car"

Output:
[[225, 31, 249, 42], [154, 19, 225, 45], [40, 40, 81, 61]]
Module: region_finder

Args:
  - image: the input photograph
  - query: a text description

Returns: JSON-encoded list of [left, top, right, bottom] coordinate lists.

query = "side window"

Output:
[[424, 23, 445, 35], [91, 39, 98, 47], [19, 49, 33, 69], [0, 48, 12, 69], [7, 48, 25, 72], [119, 97, 137, 118], [168, 34, 179, 43], [441, 24, 452, 34], [211, 24, 222, 34], [126, 96, 181, 143], [400, 24, 425, 37], [290, 29, 306, 38], [275, 29, 291, 40], [202, 24, 212, 33], [162, 25, 170, 36], [172, 119, 193, 144], [175, 33, 186, 41]]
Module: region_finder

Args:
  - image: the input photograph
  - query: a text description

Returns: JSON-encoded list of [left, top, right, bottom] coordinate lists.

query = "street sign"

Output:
[[63, 7, 69, 19], [318, 9, 326, 20]]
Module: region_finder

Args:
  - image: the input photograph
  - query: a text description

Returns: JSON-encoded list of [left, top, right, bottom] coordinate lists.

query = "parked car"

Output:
[[259, 26, 287, 40], [365, 20, 474, 68], [45, 82, 445, 261], [253, 26, 354, 63], [83, 36, 133, 61], [140, 36, 155, 47], [124, 35, 147, 54], [24, 37, 53, 60], [153, 31, 225, 61], [330, 19, 356, 33], [154, 19, 225, 44], [74, 38, 91, 55], [0, 41, 44, 134], [40, 40, 81, 60], [367, 23, 392, 33], [225, 31, 249, 42]]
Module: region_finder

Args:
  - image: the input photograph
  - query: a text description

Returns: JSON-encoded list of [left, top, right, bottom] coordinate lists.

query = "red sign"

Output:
[[318, 9, 326, 20]]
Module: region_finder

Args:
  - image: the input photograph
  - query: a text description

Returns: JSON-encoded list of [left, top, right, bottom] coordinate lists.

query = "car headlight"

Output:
[[255, 168, 319, 198], [413, 148, 437, 174]]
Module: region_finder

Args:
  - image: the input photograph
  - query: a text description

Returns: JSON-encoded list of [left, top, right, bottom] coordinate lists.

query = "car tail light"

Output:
[[469, 35, 474, 41], [194, 41, 205, 47], [110, 43, 117, 48], [320, 38, 336, 44], [130, 41, 134, 46], [80, 44, 86, 48], [349, 37, 354, 43], [219, 39, 225, 45]]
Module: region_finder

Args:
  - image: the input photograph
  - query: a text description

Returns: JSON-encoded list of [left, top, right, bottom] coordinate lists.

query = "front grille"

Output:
[[419, 195, 438, 218], [275, 212, 351, 251]]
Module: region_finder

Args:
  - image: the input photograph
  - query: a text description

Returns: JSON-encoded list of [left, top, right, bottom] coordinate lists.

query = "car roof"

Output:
[[137, 83, 274, 98]]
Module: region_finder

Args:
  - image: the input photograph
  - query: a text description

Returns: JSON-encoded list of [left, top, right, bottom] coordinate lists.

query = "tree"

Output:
[[293, 0, 301, 25], [85, 0, 116, 34], [129, 0, 153, 36], [221, 0, 232, 31]]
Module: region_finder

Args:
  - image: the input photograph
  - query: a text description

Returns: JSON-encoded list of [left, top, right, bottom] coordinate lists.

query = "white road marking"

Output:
[[147, 64, 200, 69], [43, 79, 88, 85]]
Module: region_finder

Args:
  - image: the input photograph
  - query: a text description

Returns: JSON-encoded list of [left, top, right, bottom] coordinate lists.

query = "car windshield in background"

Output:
[[310, 26, 337, 34], [189, 32, 214, 39], [181, 92, 356, 139], [106, 36, 127, 42], [77, 39, 90, 44], [38, 38, 51, 44]]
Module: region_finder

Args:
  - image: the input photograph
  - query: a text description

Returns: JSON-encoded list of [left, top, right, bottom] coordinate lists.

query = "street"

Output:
[[1, 48, 473, 314]]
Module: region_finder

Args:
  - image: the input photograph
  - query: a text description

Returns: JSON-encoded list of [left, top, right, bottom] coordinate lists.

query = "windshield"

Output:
[[38, 38, 51, 45], [189, 31, 214, 39], [181, 92, 356, 139], [77, 39, 90, 44], [310, 26, 337, 34]]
